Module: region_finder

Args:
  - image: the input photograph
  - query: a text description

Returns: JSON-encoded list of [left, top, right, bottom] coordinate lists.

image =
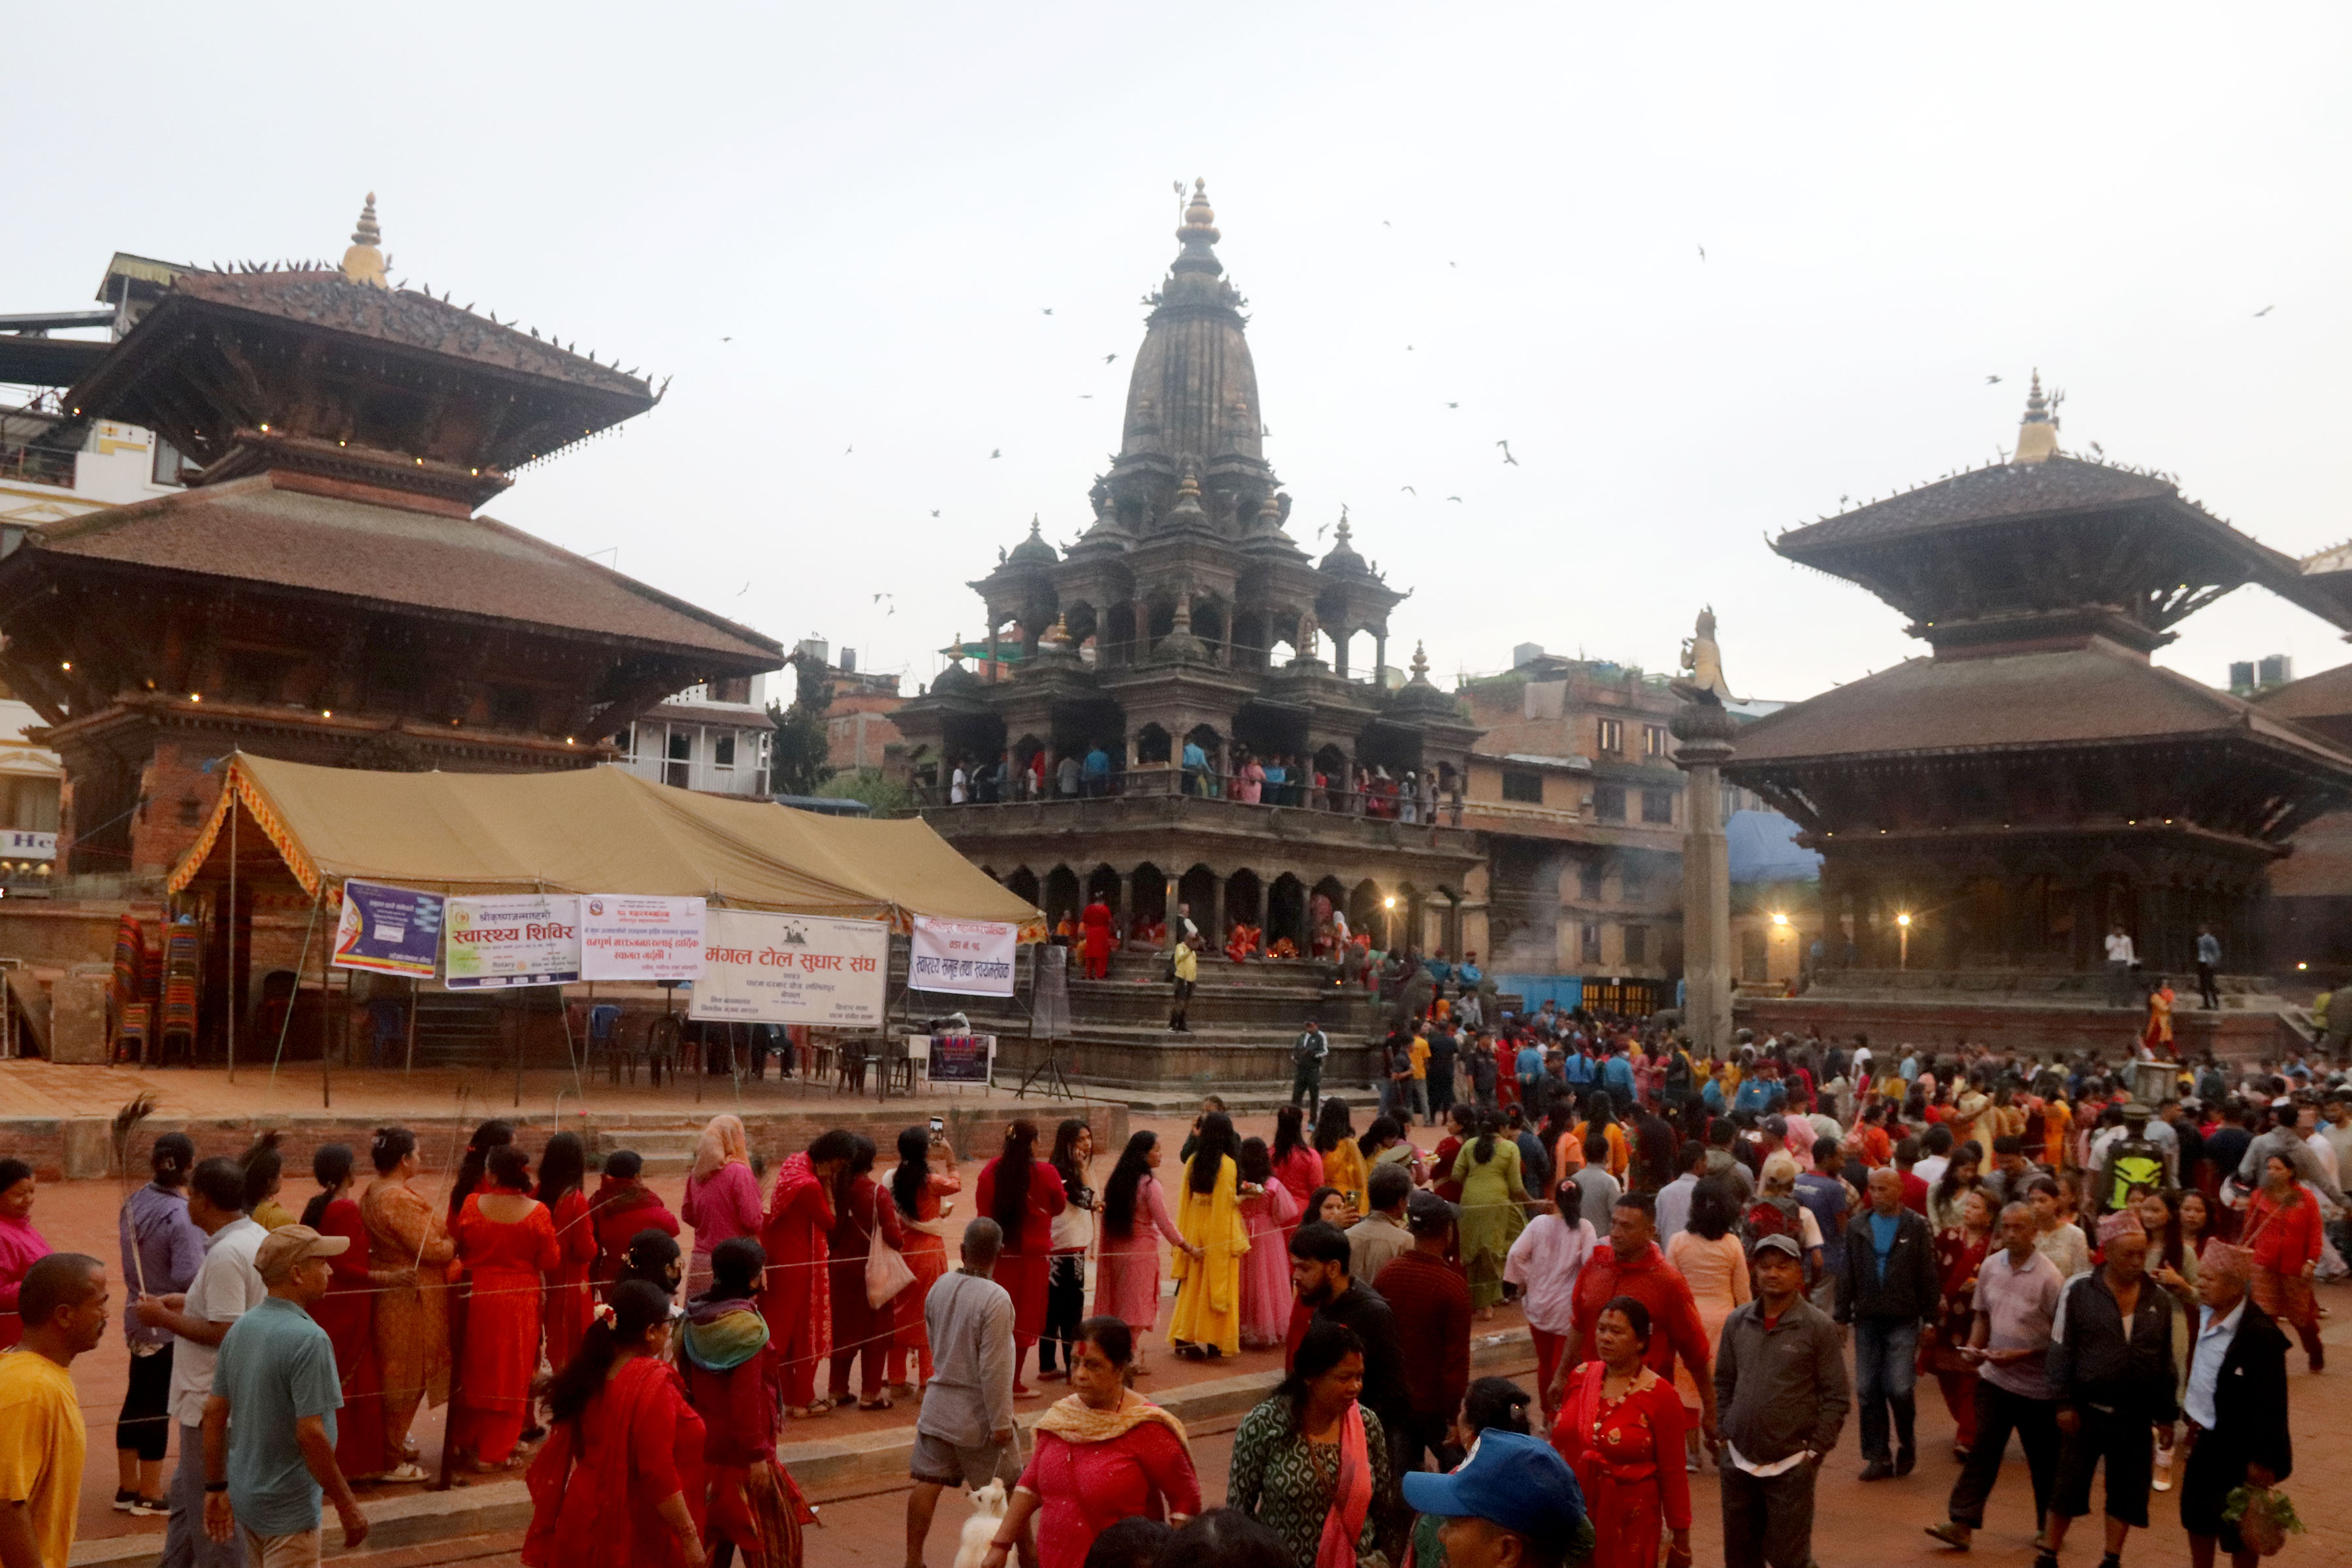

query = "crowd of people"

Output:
[[0, 1019, 2339, 1568]]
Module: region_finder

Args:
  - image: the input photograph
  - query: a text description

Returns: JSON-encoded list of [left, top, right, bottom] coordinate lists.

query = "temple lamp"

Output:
[[1897, 911, 1912, 970]]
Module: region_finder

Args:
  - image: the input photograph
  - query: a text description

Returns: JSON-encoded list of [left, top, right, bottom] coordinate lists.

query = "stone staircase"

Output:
[[598, 1124, 699, 1175]]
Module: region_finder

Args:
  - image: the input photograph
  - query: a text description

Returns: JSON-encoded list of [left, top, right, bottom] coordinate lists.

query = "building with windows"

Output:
[[610, 676, 778, 797]]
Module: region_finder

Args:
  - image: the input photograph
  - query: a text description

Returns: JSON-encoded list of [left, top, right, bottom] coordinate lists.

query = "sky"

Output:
[[9, 5, 2350, 704]]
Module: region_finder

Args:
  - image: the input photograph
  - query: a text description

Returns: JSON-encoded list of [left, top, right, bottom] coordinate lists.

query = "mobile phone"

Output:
[[930, 1116, 945, 1134]]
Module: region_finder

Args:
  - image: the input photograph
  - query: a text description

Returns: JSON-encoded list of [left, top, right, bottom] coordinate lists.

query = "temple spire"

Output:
[[2014, 368, 2059, 465], [340, 192, 388, 290], [1171, 178, 1223, 277]]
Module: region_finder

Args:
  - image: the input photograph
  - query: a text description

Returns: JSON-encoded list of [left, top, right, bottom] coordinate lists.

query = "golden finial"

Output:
[[1409, 641, 1431, 681], [1177, 179, 1220, 246], [2014, 368, 2059, 465], [1177, 470, 1202, 500], [340, 193, 388, 289]]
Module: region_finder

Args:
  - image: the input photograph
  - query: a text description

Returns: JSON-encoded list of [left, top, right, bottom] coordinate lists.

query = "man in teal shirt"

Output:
[[203, 1227, 368, 1565]]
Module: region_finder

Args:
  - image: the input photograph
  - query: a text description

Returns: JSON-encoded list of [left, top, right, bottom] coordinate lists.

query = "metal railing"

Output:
[[0, 444, 76, 488], [919, 765, 1468, 826]]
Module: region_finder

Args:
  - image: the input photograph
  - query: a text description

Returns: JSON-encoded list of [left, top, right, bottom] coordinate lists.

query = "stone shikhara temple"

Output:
[[1730, 379, 2352, 1056], [896, 183, 1482, 1087]]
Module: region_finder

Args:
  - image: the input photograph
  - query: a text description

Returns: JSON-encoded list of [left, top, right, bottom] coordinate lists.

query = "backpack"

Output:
[[1742, 1194, 1803, 1249]]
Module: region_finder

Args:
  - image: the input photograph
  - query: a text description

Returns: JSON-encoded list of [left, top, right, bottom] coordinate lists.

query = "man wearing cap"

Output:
[[1715, 1232, 1848, 1568], [2040, 1212, 2176, 1568], [2178, 1244, 2292, 1568], [202, 1227, 368, 1568], [1403, 1429, 1592, 1568], [1374, 1192, 1472, 1473]]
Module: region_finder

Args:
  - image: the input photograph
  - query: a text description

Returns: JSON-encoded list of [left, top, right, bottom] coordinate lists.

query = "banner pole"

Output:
[[269, 890, 323, 1085], [225, 787, 238, 1085]]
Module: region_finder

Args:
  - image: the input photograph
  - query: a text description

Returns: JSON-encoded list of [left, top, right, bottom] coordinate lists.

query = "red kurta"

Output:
[[975, 1156, 1067, 1354], [825, 1175, 906, 1403], [524, 1356, 708, 1568], [1566, 1241, 1712, 1388], [888, 1168, 961, 1386], [757, 1154, 836, 1409], [590, 1179, 680, 1290], [1552, 1366, 1691, 1568], [1017, 1424, 1200, 1568], [313, 1196, 389, 1479], [452, 1190, 563, 1465], [544, 1188, 597, 1373]]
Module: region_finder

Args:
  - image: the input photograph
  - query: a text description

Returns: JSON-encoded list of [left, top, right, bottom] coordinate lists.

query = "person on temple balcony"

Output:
[[1180, 736, 1209, 796], [1081, 898, 1113, 981]]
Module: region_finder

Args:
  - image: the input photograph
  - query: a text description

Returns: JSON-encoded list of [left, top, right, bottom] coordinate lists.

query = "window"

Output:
[[1578, 860, 1605, 902], [1621, 859, 1646, 900], [1642, 787, 1674, 825], [1643, 724, 1668, 758], [1580, 922, 1603, 964], [178, 796, 203, 827], [715, 732, 737, 769], [1501, 769, 1543, 804], [151, 438, 187, 487], [1593, 784, 1626, 821], [1595, 717, 1624, 753], [1623, 924, 1648, 964], [711, 675, 753, 704], [664, 728, 693, 789], [612, 725, 636, 755]]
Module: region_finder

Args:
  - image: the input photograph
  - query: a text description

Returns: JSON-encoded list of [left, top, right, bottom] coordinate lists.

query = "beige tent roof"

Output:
[[170, 753, 1043, 936]]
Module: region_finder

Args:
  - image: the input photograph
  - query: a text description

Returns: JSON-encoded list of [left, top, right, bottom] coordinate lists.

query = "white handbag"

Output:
[[865, 1219, 915, 1308]]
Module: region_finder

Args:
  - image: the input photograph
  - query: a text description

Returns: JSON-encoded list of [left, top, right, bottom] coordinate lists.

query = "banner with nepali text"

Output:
[[443, 893, 583, 988], [581, 894, 708, 981], [909, 915, 1019, 996], [331, 880, 445, 978], [689, 909, 889, 1026]]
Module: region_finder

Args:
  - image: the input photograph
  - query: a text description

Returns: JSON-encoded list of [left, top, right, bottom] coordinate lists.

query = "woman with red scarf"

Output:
[[451, 1143, 563, 1469], [2244, 1151, 2327, 1369], [1228, 1318, 1388, 1568], [591, 1150, 680, 1290], [1553, 1297, 1691, 1568], [975, 1119, 1066, 1397], [681, 1237, 819, 1568], [825, 1135, 907, 1410], [758, 1130, 858, 1418], [525, 1280, 709, 1568]]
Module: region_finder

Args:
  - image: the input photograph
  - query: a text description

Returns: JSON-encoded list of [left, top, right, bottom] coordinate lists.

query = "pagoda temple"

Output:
[[893, 182, 1483, 1090], [0, 197, 782, 881], [1725, 379, 2352, 1056]]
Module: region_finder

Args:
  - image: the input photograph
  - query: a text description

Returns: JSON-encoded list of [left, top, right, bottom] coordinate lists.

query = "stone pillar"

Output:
[[1205, 877, 1225, 950], [1673, 697, 1737, 1058], [1374, 630, 1388, 686], [1331, 626, 1350, 679], [1117, 866, 1135, 943]]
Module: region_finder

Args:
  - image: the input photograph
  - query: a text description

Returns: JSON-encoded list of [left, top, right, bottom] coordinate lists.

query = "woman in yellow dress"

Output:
[[1169, 1111, 1253, 1360], [1311, 1098, 1368, 1222]]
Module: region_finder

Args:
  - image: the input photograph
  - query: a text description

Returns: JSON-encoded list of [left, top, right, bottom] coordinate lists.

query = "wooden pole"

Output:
[[318, 904, 335, 1109], [226, 791, 238, 1083], [269, 890, 324, 1085], [404, 976, 419, 1073]]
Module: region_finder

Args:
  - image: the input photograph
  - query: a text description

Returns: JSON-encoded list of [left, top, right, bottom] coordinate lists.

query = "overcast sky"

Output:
[[12, 5, 2349, 703]]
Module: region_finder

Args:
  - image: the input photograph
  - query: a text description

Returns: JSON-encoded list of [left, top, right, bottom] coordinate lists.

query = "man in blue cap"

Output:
[[1401, 1429, 1592, 1568]]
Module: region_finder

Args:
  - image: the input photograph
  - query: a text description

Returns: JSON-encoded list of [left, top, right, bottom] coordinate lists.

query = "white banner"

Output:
[[909, 915, 1019, 996], [689, 909, 888, 1026], [580, 894, 708, 981], [444, 893, 582, 988]]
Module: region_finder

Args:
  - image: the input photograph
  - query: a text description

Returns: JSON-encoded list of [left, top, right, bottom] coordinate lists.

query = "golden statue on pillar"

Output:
[[1673, 605, 1739, 706]]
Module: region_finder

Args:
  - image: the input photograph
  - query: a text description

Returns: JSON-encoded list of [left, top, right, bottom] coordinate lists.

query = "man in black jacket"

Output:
[[1835, 1166, 1938, 1479], [2041, 1213, 2176, 1568], [2179, 1243, 2291, 1568]]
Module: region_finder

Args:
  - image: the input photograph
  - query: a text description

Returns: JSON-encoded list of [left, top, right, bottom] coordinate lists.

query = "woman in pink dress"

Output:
[[1267, 1107, 1324, 1239], [681, 1115, 762, 1299], [1235, 1138, 1301, 1350], [1092, 1131, 1195, 1371]]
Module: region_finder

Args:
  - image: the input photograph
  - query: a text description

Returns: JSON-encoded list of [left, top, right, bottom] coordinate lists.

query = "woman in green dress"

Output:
[[1228, 1318, 1392, 1568], [1451, 1112, 1529, 1315]]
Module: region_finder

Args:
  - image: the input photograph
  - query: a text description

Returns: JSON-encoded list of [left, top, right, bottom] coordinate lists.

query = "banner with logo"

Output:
[[443, 893, 582, 989], [909, 915, 1019, 996], [580, 894, 708, 981], [925, 1034, 994, 1085], [690, 909, 888, 1026], [331, 880, 445, 978]]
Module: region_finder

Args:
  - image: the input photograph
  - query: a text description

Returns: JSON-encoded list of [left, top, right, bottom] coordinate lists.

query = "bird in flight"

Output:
[[1042, 308, 1054, 316], [1446, 496, 1463, 503], [1497, 440, 1518, 466], [1103, 352, 1118, 363], [1985, 374, 2002, 385], [844, 444, 853, 455], [1405, 344, 1414, 351], [1079, 394, 1093, 399], [1315, 522, 1330, 540], [721, 335, 732, 342], [1697, 244, 1707, 261], [1445, 401, 1459, 410], [1383, 220, 1392, 227], [2254, 304, 2274, 317], [2089, 440, 2105, 456], [737, 581, 750, 596], [1400, 485, 1416, 495], [990, 449, 1002, 459], [930, 510, 941, 517], [1448, 261, 1458, 268]]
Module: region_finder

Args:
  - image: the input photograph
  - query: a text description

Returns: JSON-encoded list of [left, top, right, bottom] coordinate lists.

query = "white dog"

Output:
[[953, 1478, 1009, 1568]]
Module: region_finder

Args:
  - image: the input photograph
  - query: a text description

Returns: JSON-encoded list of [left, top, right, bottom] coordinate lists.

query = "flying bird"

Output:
[[2253, 304, 2274, 317], [1985, 374, 2002, 384], [1405, 344, 1414, 351], [1041, 308, 1054, 316], [2089, 440, 2105, 456], [930, 510, 941, 517], [1079, 394, 1094, 399], [1103, 352, 1118, 363], [1446, 496, 1463, 503], [1697, 244, 1707, 261], [990, 448, 1002, 459], [1400, 485, 1416, 495], [736, 581, 751, 596], [1382, 220, 1392, 227], [1497, 440, 1518, 466], [1448, 261, 1458, 268], [1315, 523, 1329, 540], [1445, 401, 1459, 410], [844, 445, 853, 455]]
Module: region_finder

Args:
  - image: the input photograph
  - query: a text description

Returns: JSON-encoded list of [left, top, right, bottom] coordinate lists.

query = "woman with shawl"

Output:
[[1228, 1318, 1389, 1568], [975, 1118, 1067, 1395], [591, 1151, 680, 1290], [523, 1281, 709, 1568], [536, 1133, 596, 1373], [883, 1124, 962, 1392], [362, 1126, 455, 1461], [451, 1143, 563, 1469], [823, 1135, 906, 1409], [976, 1318, 1199, 1568], [300, 1143, 416, 1482], [1552, 1296, 1690, 1568], [681, 1238, 818, 1568], [1311, 1099, 1367, 1222], [682, 1116, 762, 1298], [2244, 1151, 2325, 1369], [1093, 1132, 1192, 1369], [1168, 1111, 1252, 1360], [758, 1130, 856, 1418], [1237, 1137, 1303, 1351]]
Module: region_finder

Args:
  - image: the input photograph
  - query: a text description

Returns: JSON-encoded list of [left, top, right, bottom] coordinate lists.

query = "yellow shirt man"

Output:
[[1409, 1033, 1430, 1080], [0, 1347, 86, 1568]]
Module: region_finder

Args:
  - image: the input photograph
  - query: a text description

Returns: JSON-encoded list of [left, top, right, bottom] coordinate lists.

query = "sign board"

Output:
[[690, 909, 889, 1026], [925, 1034, 994, 1085], [0, 830, 56, 860], [581, 894, 708, 981], [443, 893, 582, 989], [909, 915, 1019, 996], [331, 880, 446, 978]]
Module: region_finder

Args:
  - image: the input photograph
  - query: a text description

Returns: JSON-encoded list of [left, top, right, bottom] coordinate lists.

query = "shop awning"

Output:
[[168, 753, 1044, 938]]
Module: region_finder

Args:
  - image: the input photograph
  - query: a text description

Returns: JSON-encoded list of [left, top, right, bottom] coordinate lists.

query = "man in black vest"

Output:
[[2179, 1243, 2292, 1568]]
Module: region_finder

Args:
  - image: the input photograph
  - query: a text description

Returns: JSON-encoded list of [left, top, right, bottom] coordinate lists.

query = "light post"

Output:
[[1382, 894, 1397, 952], [1897, 911, 1912, 970]]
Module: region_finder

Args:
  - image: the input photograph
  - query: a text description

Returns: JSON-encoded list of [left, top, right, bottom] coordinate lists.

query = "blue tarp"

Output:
[[1727, 808, 1821, 885], [1496, 974, 1583, 1013]]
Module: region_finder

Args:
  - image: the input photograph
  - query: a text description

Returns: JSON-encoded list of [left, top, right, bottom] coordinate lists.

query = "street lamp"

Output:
[[1382, 894, 1397, 949], [1896, 911, 1912, 970], [1769, 911, 1789, 928]]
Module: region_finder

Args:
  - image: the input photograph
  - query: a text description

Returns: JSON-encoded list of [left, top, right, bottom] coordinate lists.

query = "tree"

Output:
[[767, 649, 834, 796]]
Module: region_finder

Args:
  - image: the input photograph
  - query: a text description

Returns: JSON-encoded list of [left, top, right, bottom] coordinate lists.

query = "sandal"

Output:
[[1923, 1522, 1970, 1551], [857, 1396, 894, 1411]]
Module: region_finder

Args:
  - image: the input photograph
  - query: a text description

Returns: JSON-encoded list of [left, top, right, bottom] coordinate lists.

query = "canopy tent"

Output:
[[169, 752, 1045, 936]]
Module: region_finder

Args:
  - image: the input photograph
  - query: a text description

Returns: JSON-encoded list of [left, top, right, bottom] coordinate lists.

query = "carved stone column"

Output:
[[1673, 696, 1737, 1058]]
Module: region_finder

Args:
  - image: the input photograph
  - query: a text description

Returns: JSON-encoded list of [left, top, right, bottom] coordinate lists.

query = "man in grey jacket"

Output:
[[1716, 1233, 1850, 1568], [905, 1220, 1029, 1568], [2236, 1098, 2345, 1208]]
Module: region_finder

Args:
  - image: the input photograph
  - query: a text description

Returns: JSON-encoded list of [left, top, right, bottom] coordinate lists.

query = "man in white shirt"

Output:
[[2104, 926, 2137, 1008], [136, 1158, 265, 1568]]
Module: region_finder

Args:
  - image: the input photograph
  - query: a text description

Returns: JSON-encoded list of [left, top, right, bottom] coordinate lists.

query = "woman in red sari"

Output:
[[681, 1238, 817, 1568], [975, 1119, 1066, 1397], [825, 1135, 906, 1410], [884, 1124, 961, 1394], [1924, 1188, 1993, 1456], [1552, 1296, 1691, 1568], [2244, 1151, 2326, 1369], [537, 1133, 596, 1374], [525, 1280, 708, 1568], [590, 1151, 679, 1292], [298, 1144, 418, 1482], [452, 1144, 563, 1469], [757, 1130, 857, 1419]]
